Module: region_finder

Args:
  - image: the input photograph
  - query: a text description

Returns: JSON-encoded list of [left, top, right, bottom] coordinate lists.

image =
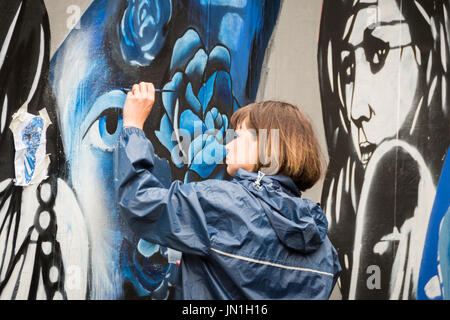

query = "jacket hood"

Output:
[[234, 169, 329, 254]]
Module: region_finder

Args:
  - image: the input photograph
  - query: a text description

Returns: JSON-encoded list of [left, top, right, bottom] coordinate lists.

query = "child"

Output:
[[114, 82, 341, 299]]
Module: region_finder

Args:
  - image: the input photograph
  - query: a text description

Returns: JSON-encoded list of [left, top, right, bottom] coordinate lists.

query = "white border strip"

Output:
[[211, 248, 334, 277]]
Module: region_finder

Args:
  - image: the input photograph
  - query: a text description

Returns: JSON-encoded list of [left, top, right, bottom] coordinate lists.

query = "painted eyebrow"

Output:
[[354, 21, 411, 49], [370, 20, 407, 28], [343, 3, 377, 43], [344, 1, 406, 41]]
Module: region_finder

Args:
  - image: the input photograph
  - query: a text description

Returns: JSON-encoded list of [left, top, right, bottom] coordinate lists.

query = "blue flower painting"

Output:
[[120, 0, 172, 66], [156, 29, 239, 183]]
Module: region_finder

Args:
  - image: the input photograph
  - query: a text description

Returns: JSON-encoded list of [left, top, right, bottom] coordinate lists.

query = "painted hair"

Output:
[[0, 0, 66, 180]]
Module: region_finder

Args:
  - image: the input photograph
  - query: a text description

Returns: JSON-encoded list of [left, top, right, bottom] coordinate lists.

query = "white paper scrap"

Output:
[[9, 103, 52, 186]]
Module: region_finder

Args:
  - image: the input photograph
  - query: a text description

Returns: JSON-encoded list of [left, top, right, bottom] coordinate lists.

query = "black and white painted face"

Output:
[[340, 0, 419, 166]]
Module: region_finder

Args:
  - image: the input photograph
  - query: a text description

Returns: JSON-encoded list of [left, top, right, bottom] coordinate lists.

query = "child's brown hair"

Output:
[[230, 101, 325, 191]]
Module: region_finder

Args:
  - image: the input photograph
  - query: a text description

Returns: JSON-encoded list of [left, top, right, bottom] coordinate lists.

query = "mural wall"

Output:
[[0, 0, 448, 300]]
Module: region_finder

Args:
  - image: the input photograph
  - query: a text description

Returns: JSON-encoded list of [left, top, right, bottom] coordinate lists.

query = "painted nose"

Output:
[[349, 54, 375, 127], [351, 103, 375, 128]]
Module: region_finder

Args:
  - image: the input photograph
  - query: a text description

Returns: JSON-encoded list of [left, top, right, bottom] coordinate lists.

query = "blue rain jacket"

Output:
[[114, 127, 341, 299]]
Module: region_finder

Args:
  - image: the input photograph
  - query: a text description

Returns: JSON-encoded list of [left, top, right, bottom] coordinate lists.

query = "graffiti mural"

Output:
[[0, 0, 89, 299], [49, 0, 281, 299], [319, 0, 450, 299], [4, 0, 447, 301]]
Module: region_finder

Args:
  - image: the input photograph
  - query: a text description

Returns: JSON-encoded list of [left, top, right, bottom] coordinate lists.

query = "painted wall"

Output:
[[0, 0, 448, 300]]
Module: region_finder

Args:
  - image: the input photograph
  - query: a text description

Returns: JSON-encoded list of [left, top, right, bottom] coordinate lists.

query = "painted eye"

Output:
[[81, 90, 127, 152], [83, 108, 123, 151], [340, 50, 355, 85], [99, 108, 123, 142], [363, 28, 390, 74], [224, 130, 238, 144]]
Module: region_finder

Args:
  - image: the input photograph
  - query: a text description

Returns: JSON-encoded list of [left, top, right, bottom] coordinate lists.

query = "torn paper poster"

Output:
[[9, 104, 51, 186]]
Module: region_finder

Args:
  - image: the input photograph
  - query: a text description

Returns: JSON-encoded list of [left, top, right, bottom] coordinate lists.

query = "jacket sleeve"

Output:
[[113, 126, 211, 256]]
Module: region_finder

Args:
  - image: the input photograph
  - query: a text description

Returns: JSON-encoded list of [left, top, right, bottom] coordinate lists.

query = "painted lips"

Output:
[[359, 141, 376, 166]]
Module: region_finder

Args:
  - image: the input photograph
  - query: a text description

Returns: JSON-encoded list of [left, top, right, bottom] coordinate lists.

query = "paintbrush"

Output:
[[121, 88, 176, 93]]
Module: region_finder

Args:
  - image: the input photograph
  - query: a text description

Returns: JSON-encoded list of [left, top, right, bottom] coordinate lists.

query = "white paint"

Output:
[[343, 15, 355, 41], [424, 275, 442, 299], [414, 1, 431, 25], [428, 76, 438, 106], [442, 76, 447, 117], [40, 183, 52, 203], [350, 160, 357, 213], [440, 25, 447, 73], [41, 242, 52, 255], [25, 25, 45, 105], [39, 211, 50, 230], [345, 158, 351, 194], [326, 178, 335, 228], [409, 97, 424, 136], [1, 95, 7, 135], [53, 292, 63, 300], [373, 240, 389, 255], [49, 266, 59, 283], [327, 41, 334, 92], [335, 168, 344, 224]]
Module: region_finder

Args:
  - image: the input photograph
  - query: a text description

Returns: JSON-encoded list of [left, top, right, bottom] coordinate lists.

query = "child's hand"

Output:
[[123, 82, 155, 130]]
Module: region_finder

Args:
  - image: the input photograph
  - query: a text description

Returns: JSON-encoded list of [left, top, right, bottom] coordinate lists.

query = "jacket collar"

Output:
[[234, 168, 302, 197]]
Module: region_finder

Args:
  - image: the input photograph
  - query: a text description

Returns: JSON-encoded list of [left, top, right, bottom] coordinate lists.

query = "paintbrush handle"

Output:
[[122, 88, 175, 93]]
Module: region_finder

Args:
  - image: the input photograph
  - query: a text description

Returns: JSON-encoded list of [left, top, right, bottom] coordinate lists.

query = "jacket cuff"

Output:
[[122, 126, 146, 137], [120, 126, 157, 164]]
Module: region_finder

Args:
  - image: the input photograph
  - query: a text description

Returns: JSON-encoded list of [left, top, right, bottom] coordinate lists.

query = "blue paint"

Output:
[[418, 154, 450, 299], [22, 117, 44, 184], [439, 208, 450, 299], [120, 0, 172, 66]]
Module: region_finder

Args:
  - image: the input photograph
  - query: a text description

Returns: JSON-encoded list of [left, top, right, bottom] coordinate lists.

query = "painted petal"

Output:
[[222, 114, 228, 130], [162, 72, 184, 123], [185, 82, 202, 116], [204, 111, 215, 131], [198, 72, 217, 114], [213, 109, 223, 128], [185, 49, 208, 93], [207, 71, 233, 115], [204, 45, 231, 80], [211, 107, 218, 120], [170, 142, 187, 168], [155, 113, 176, 152], [179, 109, 204, 139], [189, 135, 226, 178], [188, 134, 207, 164], [170, 29, 203, 75]]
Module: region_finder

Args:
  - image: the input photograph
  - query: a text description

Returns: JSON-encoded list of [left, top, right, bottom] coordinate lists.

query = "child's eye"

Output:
[[226, 131, 239, 144]]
